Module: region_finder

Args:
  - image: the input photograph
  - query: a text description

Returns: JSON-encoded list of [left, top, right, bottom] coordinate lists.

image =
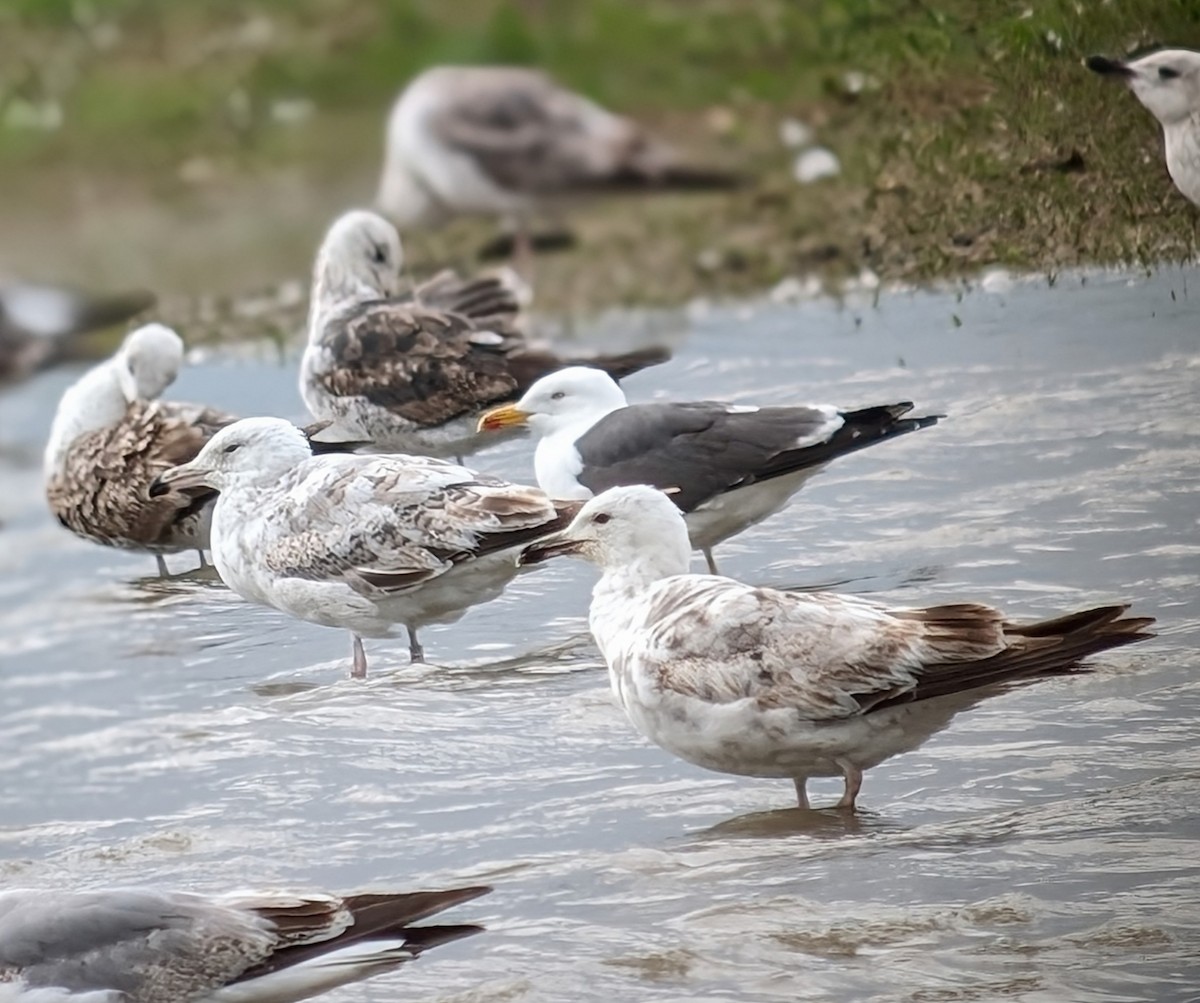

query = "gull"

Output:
[[0, 882, 488, 1002], [45, 325, 361, 576], [1087, 48, 1200, 206], [479, 366, 941, 573], [0, 280, 154, 389], [43, 323, 236, 575], [150, 416, 576, 676], [375, 65, 742, 265], [301, 209, 668, 459], [520, 486, 1155, 810]]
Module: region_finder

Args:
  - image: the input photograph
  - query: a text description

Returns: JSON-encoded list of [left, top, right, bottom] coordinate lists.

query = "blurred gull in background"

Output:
[[375, 65, 743, 268]]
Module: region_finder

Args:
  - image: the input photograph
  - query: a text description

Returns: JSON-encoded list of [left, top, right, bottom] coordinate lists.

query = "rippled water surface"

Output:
[[2, 269, 1199, 1002]]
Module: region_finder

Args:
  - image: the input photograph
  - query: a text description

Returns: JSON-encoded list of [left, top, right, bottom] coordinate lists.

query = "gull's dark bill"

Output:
[[518, 537, 584, 566]]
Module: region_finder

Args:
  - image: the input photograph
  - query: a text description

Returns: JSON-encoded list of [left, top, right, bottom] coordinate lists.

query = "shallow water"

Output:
[[1, 267, 1198, 1002]]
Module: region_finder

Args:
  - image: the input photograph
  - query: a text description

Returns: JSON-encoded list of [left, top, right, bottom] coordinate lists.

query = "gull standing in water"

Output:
[[151, 417, 577, 676], [1087, 48, 1200, 206], [520, 486, 1155, 810], [301, 210, 667, 458], [375, 65, 742, 266], [480, 366, 941, 573], [43, 324, 235, 575], [0, 883, 488, 1002]]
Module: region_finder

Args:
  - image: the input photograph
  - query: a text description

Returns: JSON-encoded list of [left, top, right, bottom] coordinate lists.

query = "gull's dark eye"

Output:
[[551, 391, 566, 401], [592, 512, 611, 525], [1159, 66, 1181, 80], [370, 244, 388, 265], [223, 443, 241, 454]]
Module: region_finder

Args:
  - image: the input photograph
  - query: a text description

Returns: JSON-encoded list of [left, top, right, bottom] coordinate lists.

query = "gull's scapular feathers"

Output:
[[0, 883, 489, 1003], [1088, 47, 1200, 206], [301, 210, 668, 457], [0, 281, 154, 389], [520, 486, 1155, 810], [480, 366, 940, 572], [150, 416, 578, 675], [376, 65, 741, 232], [43, 324, 236, 569]]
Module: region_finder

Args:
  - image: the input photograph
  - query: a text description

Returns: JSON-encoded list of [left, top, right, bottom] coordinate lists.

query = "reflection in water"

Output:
[[1, 268, 1199, 1001]]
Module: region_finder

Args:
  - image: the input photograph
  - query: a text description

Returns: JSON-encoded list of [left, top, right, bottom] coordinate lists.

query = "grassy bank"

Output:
[[1, 0, 1198, 319]]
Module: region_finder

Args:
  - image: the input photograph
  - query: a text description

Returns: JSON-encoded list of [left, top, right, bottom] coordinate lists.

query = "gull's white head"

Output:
[[1089, 49, 1200, 126], [477, 366, 628, 437], [312, 210, 405, 306], [520, 485, 690, 579], [115, 323, 184, 403], [150, 417, 312, 495]]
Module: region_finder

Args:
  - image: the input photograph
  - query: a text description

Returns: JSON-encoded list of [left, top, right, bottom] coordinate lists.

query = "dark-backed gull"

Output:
[[480, 366, 941, 573]]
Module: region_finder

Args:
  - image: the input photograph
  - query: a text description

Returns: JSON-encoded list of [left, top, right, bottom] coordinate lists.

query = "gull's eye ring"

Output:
[[1159, 66, 1181, 80], [551, 391, 566, 401], [223, 443, 241, 454], [593, 513, 611, 525]]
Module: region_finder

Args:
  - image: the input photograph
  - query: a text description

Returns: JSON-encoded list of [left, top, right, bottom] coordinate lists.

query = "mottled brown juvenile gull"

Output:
[[0, 281, 154, 389], [1087, 48, 1200, 206], [43, 323, 236, 575], [520, 486, 1155, 810], [375, 65, 742, 263], [480, 366, 941, 573], [151, 416, 577, 677], [0, 882, 488, 1002], [300, 210, 668, 458]]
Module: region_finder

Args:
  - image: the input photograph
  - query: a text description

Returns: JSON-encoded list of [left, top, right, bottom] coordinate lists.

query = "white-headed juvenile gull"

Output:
[[0, 281, 153, 389], [479, 366, 941, 573], [375, 65, 742, 264], [301, 210, 668, 459], [520, 486, 1154, 810], [1087, 48, 1200, 206], [150, 416, 577, 676], [0, 882, 488, 1002], [43, 324, 236, 575]]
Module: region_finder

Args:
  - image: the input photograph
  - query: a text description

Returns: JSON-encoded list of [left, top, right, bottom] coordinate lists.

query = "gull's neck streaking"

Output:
[[1164, 112, 1200, 205], [533, 401, 628, 500], [43, 359, 130, 475], [307, 257, 382, 341]]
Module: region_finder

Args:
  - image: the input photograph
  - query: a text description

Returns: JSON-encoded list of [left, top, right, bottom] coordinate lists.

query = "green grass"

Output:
[[1, 0, 1199, 312]]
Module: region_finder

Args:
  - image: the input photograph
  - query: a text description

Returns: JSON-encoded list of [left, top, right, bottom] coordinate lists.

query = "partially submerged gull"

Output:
[[151, 416, 577, 677], [481, 366, 941, 572], [43, 324, 235, 575], [0, 882, 488, 1002], [301, 210, 668, 458], [1087, 48, 1200, 206], [375, 65, 741, 263], [0, 280, 154, 389], [520, 486, 1155, 810]]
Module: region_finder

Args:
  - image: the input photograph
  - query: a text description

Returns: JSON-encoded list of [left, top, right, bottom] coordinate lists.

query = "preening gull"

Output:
[[301, 210, 668, 458], [0, 281, 154, 389], [1087, 48, 1200, 206], [43, 324, 236, 575], [480, 366, 941, 573], [150, 416, 577, 677], [0, 882, 488, 1002], [520, 486, 1155, 810], [375, 65, 742, 264]]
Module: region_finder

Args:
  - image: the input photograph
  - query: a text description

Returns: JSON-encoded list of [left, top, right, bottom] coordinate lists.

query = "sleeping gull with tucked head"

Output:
[[300, 209, 667, 459], [520, 486, 1155, 810], [1087, 48, 1200, 206], [0, 882, 488, 1002], [375, 65, 741, 265], [480, 366, 941, 573], [43, 323, 237, 575], [150, 416, 576, 677]]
